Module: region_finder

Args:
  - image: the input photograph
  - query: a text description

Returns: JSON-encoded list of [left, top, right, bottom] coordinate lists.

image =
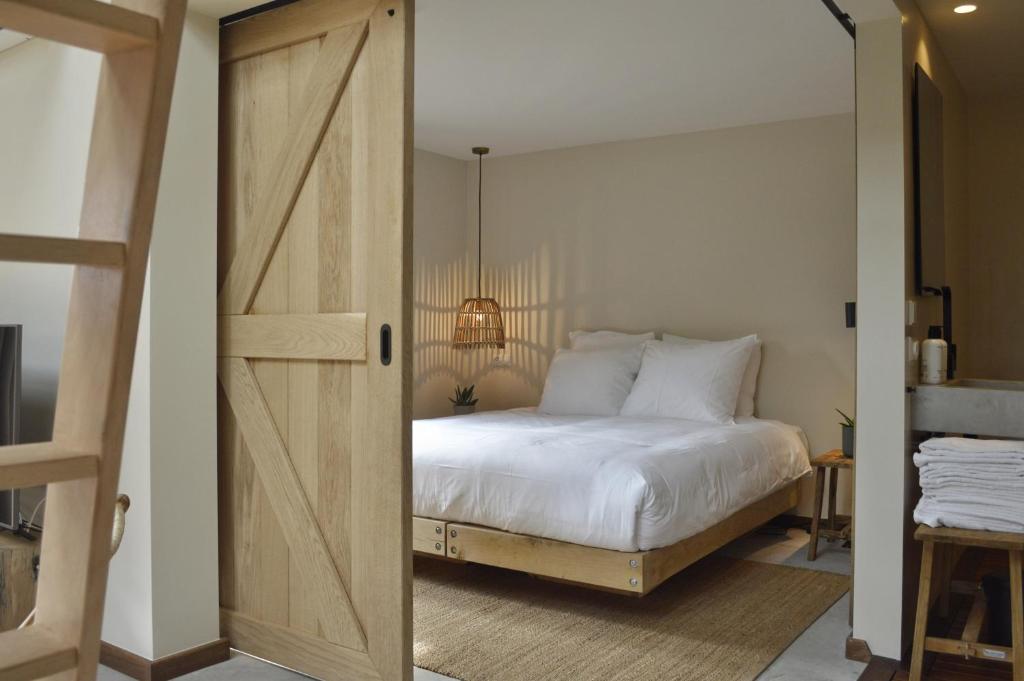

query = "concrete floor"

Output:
[[99, 528, 862, 681]]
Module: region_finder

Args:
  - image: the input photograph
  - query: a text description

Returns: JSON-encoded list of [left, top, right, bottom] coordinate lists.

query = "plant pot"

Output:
[[452, 405, 476, 416], [841, 424, 855, 458]]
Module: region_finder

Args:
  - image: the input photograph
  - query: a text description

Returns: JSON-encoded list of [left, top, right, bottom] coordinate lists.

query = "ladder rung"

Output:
[[0, 0, 158, 54], [0, 443, 98, 489], [0, 626, 77, 681], [0, 234, 125, 268]]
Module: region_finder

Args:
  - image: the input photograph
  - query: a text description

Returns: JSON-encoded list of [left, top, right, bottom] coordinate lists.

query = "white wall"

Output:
[[851, 16, 908, 661], [115, 279, 156, 655], [899, 2, 971, 367], [413, 114, 858, 516], [0, 39, 100, 519], [0, 12, 220, 661], [146, 11, 220, 655], [851, 0, 971, 657], [413, 149, 470, 419], [897, 0, 971, 656]]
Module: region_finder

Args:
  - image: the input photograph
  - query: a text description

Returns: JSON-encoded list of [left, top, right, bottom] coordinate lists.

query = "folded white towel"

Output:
[[916, 457, 1024, 474], [916, 454, 1024, 469], [920, 477, 1024, 492], [915, 497, 1024, 534], [924, 489, 1024, 510], [914, 437, 1024, 532], [919, 437, 1024, 457], [918, 460, 1024, 477], [920, 479, 1024, 494], [918, 465, 1024, 489], [925, 493, 1024, 509]]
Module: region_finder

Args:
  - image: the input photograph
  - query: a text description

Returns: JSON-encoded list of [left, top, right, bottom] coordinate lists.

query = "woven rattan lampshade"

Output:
[[453, 297, 505, 348], [453, 147, 506, 349]]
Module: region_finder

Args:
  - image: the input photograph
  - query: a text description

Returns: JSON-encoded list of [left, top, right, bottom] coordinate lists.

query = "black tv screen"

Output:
[[0, 324, 22, 530]]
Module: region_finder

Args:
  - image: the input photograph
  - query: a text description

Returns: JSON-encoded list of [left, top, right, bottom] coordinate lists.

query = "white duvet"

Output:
[[413, 408, 811, 552]]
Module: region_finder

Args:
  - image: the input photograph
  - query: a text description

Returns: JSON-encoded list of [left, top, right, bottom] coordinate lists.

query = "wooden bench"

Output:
[[910, 525, 1024, 681]]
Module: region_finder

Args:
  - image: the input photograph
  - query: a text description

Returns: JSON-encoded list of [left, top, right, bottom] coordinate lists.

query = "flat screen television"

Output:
[[0, 324, 22, 530]]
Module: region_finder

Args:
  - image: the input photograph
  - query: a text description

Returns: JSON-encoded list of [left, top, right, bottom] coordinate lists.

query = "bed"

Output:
[[412, 408, 811, 595]]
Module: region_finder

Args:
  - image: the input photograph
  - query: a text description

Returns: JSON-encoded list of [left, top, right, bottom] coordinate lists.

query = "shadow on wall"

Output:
[[413, 256, 471, 417], [414, 231, 602, 417]]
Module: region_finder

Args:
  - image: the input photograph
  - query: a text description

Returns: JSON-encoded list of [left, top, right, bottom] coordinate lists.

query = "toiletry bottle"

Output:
[[906, 337, 921, 386], [920, 325, 948, 385]]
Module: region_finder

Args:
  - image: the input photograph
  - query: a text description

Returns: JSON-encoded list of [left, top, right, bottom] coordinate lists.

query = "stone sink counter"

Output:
[[911, 378, 1024, 439]]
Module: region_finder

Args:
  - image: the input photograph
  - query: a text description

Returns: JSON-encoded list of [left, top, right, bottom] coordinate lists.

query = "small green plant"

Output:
[[835, 408, 855, 428], [449, 384, 479, 407]]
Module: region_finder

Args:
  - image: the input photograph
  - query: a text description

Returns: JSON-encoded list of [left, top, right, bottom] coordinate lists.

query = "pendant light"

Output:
[[453, 147, 506, 349]]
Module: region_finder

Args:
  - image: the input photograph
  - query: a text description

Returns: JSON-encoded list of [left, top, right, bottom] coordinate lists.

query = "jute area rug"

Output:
[[414, 555, 849, 681]]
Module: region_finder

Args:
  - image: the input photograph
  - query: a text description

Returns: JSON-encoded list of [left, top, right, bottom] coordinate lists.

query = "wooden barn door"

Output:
[[217, 2, 412, 680]]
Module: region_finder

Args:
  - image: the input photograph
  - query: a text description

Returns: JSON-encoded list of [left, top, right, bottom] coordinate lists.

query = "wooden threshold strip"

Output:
[[218, 312, 367, 360], [0, 625, 77, 681], [0, 234, 125, 268], [0, 443, 98, 490], [0, 0, 158, 54]]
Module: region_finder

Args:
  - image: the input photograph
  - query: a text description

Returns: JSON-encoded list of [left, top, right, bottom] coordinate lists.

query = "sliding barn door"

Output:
[[217, 2, 412, 680]]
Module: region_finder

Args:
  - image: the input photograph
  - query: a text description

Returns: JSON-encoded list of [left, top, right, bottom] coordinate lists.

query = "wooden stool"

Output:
[[910, 525, 1024, 681], [808, 450, 852, 561]]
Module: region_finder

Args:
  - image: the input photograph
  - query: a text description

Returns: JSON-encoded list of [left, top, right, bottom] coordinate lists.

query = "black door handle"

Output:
[[380, 324, 392, 366]]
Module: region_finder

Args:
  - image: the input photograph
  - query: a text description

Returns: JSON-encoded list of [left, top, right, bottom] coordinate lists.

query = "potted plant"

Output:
[[836, 408, 855, 458], [450, 384, 479, 416]]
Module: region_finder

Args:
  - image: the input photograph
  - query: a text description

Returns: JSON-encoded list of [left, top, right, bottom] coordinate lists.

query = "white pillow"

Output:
[[663, 333, 762, 417], [569, 329, 655, 350], [620, 337, 756, 423], [539, 346, 643, 416]]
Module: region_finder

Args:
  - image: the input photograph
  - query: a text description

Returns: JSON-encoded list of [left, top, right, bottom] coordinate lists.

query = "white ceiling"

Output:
[[0, 30, 30, 54], [415, 0, 855, 159], [37, 0, 854, 160], [918, 0, 1024, 97]]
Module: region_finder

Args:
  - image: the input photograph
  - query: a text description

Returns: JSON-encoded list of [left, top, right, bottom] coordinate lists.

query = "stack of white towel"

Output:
[[914, 437, 1024, 533]]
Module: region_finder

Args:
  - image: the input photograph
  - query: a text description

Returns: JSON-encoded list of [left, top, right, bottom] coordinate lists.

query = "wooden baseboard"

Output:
[[846, 635, 873, 663], [100, 637, 230, 681], [848, 636, 902, 680]]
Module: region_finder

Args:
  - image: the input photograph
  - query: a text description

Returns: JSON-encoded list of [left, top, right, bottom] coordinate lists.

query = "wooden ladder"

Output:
[[0, 2, 186, 680]]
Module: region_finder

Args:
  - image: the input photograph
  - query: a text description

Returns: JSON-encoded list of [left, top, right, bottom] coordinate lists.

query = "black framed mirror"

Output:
[[913, 63, 946, 295]]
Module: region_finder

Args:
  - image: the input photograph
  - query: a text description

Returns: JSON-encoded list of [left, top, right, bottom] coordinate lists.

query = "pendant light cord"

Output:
[[477, 150, 483, 299]]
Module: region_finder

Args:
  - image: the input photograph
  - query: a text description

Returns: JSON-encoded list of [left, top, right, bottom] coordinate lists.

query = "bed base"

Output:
[[413, 481, 800, 596]]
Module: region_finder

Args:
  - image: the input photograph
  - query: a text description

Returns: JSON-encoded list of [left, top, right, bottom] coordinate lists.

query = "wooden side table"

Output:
[[0, 532, 39, 631], [910, 525, 1023, 681], [808, 450, 852, 561]]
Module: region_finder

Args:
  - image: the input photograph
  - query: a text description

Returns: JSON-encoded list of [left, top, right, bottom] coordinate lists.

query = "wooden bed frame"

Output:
[[413, 481, 800, 596]]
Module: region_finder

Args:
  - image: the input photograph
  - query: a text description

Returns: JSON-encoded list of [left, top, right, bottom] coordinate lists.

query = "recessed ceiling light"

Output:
[[954, 4, 978, 13]]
